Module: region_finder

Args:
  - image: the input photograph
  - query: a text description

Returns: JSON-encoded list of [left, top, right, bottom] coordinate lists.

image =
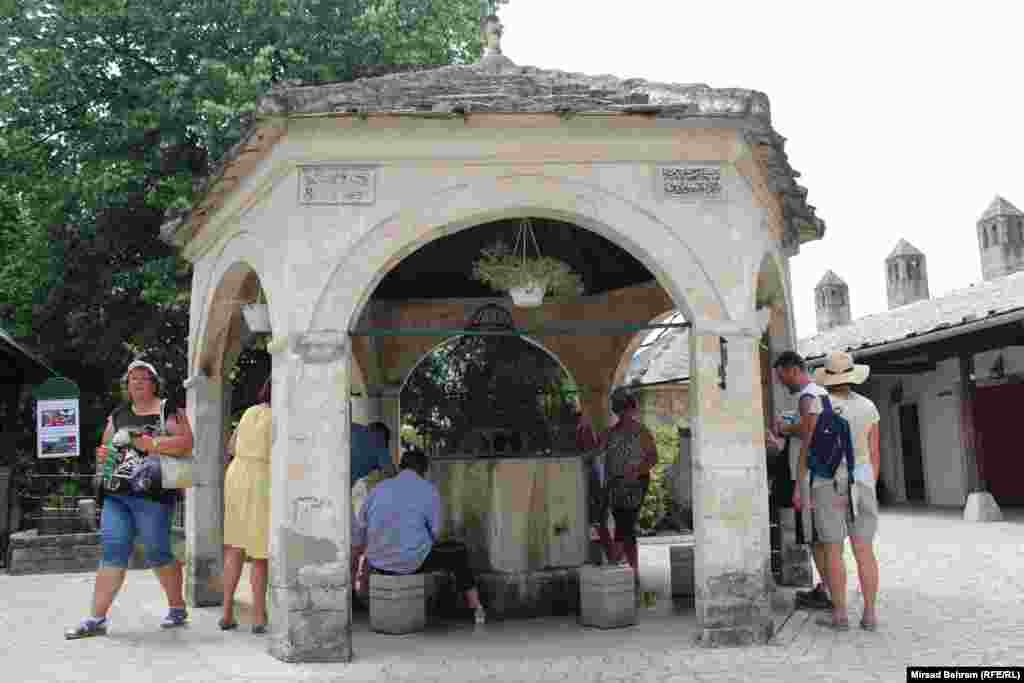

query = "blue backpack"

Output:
[[808, 395, 855, 483]]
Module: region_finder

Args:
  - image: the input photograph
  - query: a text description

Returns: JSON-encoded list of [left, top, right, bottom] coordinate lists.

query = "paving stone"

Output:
[[2, 507, 1023, 680]]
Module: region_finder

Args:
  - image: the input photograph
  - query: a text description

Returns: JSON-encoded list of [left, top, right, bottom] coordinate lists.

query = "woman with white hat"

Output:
[[813, 351, 881, 632], [65, 359, 194, 639]]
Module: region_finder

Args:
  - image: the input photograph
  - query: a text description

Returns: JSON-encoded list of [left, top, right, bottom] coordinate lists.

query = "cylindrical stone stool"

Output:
[[77, 499, 98, 532], [669, 541, 695, 597], [370, 573, 427, 634], [578, 564, 636, 629]]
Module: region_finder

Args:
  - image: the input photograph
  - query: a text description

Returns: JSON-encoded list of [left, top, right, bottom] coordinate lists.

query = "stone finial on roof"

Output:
[[885, 239, 929, 309], [886, 238, 924, 260], [477, 13, 517, 73], [980, 195, 1024, 222], [815, 269, 850, 333], [816, 269, 847, 288]]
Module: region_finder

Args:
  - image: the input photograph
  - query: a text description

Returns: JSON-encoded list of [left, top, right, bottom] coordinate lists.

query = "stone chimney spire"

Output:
[[978, 195, 1024, 281], [885, 239, 929, 309], [476, 12, 516, 73], [815, 270, 851, 333]]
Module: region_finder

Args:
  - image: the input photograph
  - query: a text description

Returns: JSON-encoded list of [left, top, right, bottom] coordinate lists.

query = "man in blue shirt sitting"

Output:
[[351, 450, 487, 624]]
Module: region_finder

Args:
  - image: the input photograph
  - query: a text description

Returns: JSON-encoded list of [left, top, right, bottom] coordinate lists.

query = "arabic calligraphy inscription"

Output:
[[298, 165, 376, 205], [660, 166, 723, 200]]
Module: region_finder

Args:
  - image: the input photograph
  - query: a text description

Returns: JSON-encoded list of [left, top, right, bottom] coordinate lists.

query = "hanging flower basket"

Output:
[[471, 220, 584, 307]]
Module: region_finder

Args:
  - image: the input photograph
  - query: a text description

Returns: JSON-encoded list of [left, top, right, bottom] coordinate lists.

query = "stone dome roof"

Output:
[[980, 196, 1023, 222], [886, 238, 924, 260], [816, 270, 847, 289]]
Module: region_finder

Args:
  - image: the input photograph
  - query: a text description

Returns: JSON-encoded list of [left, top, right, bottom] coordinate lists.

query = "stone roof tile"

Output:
[[256, 63, 773, 121]]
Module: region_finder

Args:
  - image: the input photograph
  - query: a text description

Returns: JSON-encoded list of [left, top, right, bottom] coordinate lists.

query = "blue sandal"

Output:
[[160, 607, 188, 629], [65, 617, 108, 640]]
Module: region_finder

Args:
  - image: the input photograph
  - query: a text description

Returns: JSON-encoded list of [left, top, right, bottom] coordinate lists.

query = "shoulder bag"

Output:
[[157, 400, 195, 489]]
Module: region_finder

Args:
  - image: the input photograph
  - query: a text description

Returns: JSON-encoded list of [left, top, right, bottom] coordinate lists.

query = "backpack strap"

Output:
[[159, 399, 167, 436]]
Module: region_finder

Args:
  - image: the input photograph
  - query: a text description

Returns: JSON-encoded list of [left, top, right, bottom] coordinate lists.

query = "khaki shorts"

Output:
[[809, 478, 852, 545], [850, 481, 879, 542]]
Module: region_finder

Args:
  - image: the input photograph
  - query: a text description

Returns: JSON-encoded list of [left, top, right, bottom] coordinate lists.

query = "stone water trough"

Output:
[[428, 454, 588, 618]]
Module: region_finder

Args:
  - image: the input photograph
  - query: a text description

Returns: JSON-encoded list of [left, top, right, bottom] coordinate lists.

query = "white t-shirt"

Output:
[[827, 390, 880, 483], [787, 382, 829, 486]]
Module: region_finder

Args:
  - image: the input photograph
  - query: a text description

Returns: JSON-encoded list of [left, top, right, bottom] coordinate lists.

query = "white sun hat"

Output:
[[813, 350, 870, 387]]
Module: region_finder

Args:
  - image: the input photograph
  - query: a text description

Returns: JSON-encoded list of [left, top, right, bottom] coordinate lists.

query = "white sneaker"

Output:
[[474, 607, 487, 625]]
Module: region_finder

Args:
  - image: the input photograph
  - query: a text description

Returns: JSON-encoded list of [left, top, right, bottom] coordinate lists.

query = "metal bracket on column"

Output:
[[718, 337, 728, 390]]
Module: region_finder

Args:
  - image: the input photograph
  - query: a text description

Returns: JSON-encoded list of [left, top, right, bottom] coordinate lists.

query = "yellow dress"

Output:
[[224, 404, 272, 559]]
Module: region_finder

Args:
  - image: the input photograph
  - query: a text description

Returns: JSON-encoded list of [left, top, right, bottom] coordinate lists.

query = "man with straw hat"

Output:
[[813, 350, 881, 631]]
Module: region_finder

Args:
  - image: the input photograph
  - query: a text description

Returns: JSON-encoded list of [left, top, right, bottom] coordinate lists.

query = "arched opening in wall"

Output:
[[755, 251, 792, 585], [195, 261, 272, 613], [399, 333, 578, 459], [612, 308, 691, 535], [201, 263, 273, 436], [346, 214, 695, 622]]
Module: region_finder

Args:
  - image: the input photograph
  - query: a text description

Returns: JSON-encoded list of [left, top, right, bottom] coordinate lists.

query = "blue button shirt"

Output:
[[352, 469, 441, 575], [350, 423, 391, 486]]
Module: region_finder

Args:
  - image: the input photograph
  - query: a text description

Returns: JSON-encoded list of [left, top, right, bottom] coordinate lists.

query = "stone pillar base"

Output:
[[185, 555, 224, 607], [963, 492, 1002, 522], [698, 619, 774, 647], [269, 562, 352, 663], [776, 508, 813, 587]]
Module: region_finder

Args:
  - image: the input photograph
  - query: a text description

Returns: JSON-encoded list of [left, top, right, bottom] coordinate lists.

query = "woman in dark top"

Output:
[[578, 388, 658, 573], [65, 360, 194, 639]]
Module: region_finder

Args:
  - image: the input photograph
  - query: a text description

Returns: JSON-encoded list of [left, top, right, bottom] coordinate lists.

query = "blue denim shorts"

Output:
[[100, 494, 176, 569]]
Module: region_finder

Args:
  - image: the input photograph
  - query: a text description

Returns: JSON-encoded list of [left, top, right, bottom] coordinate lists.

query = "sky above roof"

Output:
[[500, 1, 1023, 340]]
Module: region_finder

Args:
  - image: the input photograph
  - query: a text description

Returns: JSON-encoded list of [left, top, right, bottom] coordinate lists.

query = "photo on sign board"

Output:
[[40, 407, 77, 429], [40, 434, 78, 457]]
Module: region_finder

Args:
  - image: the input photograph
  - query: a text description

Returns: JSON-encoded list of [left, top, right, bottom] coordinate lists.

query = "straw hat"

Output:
[[813, 350, 870, 386]]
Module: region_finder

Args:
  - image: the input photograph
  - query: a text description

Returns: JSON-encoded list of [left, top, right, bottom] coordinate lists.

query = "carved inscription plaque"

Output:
[[298, 165, 376, 205], [660, 166, 723, 200]]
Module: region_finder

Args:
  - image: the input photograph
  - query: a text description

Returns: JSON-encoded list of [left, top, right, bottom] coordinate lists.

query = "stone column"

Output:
[[184, 372, 225, 606], [267, 331, 352, 663], [689, 311, 774, 646]]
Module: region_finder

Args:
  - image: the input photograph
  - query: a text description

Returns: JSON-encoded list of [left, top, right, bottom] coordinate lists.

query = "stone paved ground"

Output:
[[2, 506, 1022, 682]]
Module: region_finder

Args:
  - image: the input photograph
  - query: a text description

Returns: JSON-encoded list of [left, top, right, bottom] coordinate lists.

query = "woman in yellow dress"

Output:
[[220, 378, 272, 633]]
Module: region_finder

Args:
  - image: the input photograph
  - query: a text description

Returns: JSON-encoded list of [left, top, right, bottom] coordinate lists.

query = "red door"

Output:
[[973, 383, 1024, 506]]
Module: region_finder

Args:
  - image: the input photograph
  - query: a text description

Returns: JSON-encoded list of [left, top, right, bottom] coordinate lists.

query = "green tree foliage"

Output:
[[636, 425, 680, 535], [401, 335, 576, 456], [0, 0, 507, 475]]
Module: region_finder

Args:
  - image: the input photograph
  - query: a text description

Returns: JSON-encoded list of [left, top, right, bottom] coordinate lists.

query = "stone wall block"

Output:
[[299, 562, 350, 613]]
